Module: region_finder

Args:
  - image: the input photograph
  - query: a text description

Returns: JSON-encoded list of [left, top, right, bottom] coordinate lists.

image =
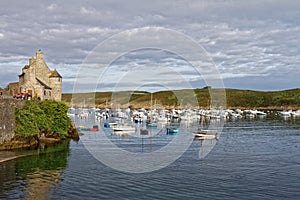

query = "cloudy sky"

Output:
[[0, 0, 299, 93]]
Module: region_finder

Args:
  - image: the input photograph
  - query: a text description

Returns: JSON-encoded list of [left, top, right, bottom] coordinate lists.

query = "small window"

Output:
[[44, 90, 46, 95]]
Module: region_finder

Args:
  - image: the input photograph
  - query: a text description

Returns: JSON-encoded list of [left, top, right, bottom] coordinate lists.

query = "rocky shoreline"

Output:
[[0, 123, 79, 151]]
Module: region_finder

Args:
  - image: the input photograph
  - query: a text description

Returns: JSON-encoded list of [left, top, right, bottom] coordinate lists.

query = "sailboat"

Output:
[[146, 93, 157, 127]]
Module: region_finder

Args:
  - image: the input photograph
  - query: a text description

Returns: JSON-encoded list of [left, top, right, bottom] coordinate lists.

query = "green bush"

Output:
[[15, 100, 71, 138]]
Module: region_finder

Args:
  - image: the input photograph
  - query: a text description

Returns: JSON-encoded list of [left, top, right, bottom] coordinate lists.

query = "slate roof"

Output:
[[49, 69, 62, 78], [36, 78, 52, 89]]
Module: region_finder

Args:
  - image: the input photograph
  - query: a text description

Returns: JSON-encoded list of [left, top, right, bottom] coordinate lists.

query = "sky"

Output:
[[0, 0, 299, 93]]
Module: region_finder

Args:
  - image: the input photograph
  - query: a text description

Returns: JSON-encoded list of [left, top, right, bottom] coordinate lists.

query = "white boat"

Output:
[[193, 130, 217, 140], [113, 131, 131, 137], [291, 110, 300, 117], [279, 111, 292, 117], [255, 111, 267, 116], [230, 112, 243, 119], [112, 126, 136, 132]]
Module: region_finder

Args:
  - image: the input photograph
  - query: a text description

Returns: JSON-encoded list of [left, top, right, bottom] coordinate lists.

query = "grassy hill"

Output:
[[62, 88, 300, 110]]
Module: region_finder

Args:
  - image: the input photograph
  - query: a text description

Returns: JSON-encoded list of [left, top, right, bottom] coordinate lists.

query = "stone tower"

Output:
[[49, 69, 62, 101]]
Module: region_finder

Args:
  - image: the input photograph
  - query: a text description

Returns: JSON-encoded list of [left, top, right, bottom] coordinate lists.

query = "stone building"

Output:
[[8, 50, 62, 101]]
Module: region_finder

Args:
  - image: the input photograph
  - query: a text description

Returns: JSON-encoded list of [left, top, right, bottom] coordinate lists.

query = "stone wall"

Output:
[[0, 89, 9, 96], [8, 82, 19, 95], [0, 99, 25, 144]]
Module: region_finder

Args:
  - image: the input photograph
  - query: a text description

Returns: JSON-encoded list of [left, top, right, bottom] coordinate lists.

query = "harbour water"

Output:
[[1, 116, 300, 199]]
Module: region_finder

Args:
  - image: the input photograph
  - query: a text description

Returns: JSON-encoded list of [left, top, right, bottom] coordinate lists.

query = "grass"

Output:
[[62, 88, 300, 109]]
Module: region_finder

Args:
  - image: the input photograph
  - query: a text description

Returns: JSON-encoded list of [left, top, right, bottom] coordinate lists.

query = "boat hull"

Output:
[[193, 131, 217, 140]]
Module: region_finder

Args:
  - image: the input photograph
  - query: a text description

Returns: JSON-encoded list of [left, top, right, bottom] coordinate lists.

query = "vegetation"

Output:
[[15, 100, 71, 138], [62, 88, 300, 109], [225, 88, 300, 108]]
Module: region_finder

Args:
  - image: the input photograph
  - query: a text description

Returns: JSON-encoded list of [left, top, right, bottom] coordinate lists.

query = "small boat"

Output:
[[166, 128, 178, 135], [279, 111, 292, 117], [78, 125, 99, 131], [255, 111, 267, 116], [193, 130, 217, 140], [104, 122, 117, 128], [89, 125, 99, 131], [113, 131, 130, 137], [77, 126, 90, 131], [291, 110, 300, 117], [112, 126, 136, 132], [140, 128, 149, 135], [104, 122, 110, 128]]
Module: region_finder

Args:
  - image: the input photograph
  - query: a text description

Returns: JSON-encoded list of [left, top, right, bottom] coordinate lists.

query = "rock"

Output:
[[68, 123, 80, 141], [0, 135, 38, 150]]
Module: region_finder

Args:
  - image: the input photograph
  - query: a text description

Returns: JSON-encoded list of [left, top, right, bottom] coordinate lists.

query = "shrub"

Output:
[[15, 100, 71, 138]]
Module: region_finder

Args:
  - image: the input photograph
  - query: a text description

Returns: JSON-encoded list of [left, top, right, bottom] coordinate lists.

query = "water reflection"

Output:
[[197, 139, 218, 159], [0, 141, 70, 199]]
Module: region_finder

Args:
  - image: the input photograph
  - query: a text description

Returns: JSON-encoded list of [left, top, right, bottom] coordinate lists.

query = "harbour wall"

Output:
[[0, 99, 25, 144]]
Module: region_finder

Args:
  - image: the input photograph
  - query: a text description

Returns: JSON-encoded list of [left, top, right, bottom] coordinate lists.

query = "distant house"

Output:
[[8, 50, 62, 101]]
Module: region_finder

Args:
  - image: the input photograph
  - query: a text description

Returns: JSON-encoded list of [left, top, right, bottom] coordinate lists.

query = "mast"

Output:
[[151, 93, 153, 151], [150, 93, 153, 121]]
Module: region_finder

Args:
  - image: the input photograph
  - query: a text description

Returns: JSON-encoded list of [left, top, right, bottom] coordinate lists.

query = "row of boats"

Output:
[[71, 107, 300, 140], [69, 107, 300, 123]]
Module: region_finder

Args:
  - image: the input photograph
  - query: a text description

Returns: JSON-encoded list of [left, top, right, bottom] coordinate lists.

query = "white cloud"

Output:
[[80, 7, 95, 15], [47, 3, 57, 11]]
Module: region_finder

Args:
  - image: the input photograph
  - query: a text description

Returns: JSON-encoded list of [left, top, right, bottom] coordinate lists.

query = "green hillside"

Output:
[[62, 88, 300, 109]]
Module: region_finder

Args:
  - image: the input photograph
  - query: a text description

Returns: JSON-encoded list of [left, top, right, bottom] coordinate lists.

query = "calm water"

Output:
[[1, 117, 300, 200]]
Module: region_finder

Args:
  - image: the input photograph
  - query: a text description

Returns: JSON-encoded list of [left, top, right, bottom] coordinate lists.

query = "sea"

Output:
[[1, 114, 300, 200]]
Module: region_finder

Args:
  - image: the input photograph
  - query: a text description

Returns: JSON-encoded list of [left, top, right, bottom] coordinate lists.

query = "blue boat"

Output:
[[104, 122, 117, 128], [104, 122, 110, 128], [167, 128, 178, 134]]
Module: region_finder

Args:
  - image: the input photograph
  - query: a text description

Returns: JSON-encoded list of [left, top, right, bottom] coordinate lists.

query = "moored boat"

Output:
[[104, 122, 117, 128], [140, 128, 149, 135], [291, 110, 300, 117], [193, 130, 217, 140], [166, 128, 178, 135], [89, 125, 99, 131], [255, 111, 267, 116], [77, 125, 99, 132], [112, 126, 136, 132], [279, 111, 292, 117]]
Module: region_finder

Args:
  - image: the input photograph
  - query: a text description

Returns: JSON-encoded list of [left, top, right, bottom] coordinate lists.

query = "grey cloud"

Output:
[[1, 0, 299, 92]]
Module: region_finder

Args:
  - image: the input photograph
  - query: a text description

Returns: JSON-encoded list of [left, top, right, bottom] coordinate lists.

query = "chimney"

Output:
[[36, 49, 44, 60]]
